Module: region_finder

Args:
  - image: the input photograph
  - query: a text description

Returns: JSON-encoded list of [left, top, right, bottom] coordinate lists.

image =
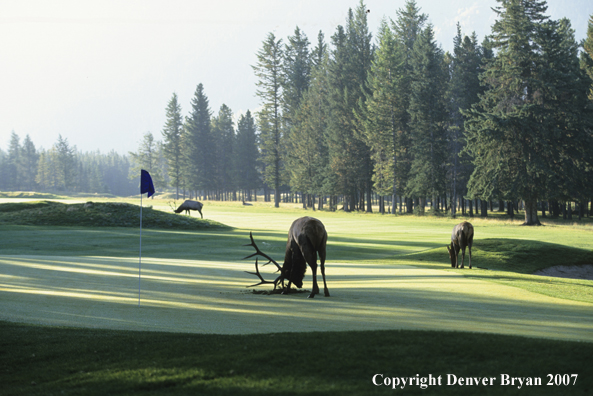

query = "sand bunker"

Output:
[[533, 264, 593, 281]]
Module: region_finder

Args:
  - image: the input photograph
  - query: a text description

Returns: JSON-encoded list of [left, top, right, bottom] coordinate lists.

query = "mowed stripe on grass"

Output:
[[1, 254, 591, 341]]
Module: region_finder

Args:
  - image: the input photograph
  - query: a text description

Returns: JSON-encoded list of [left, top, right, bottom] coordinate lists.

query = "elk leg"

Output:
[[298, 235, 320, 298], [468, 244, 472, 269], [460, 246, 466, 269], [319, 250, 330, 297], [308, 263, 319, 298], [198, 208, 203, 219], [320, 262, 330, 297]]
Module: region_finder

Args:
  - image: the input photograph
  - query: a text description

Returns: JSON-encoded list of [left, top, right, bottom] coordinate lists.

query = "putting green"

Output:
[[1, 254, 591, 341]]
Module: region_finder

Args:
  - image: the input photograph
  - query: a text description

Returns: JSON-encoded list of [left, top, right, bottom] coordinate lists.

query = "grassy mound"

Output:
[[411, 238, 593, 274], [474, 239, 593, 273], [0, 191, 65, 199], [0, 201, 230, 230]]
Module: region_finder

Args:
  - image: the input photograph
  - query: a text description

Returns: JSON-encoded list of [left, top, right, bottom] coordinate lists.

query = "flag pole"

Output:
[[139, 192, 142, 306], [138, 169, 154, 307]]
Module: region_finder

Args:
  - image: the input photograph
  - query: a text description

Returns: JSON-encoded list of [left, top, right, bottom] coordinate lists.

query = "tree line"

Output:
[[0, 132, 137, 196], [2, 0, 593, 225], [154, 0, 593, 224]]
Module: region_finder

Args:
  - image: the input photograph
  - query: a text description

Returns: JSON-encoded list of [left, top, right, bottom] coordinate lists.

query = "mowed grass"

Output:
[[0, 197, 592, 395], [2, 322, 592, 396]]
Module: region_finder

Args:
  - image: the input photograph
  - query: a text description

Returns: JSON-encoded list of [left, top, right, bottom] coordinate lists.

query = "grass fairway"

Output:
[[0, 198, 592, 394]]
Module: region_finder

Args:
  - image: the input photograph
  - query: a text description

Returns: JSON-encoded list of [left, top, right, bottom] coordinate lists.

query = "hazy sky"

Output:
[[1, 0, 591, 154]]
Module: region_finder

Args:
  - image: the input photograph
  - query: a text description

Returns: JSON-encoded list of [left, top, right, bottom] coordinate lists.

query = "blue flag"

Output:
[[140, 169, 155, 198]]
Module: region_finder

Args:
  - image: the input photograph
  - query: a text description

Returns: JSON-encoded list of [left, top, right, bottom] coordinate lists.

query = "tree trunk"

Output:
[[523, 199, 541, 225], [480, 199, 488, 217]]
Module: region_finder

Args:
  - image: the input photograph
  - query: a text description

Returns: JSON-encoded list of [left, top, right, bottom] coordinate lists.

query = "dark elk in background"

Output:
[[243, 216, 330, 298], [174, 200, 204, 218], [447, 221, 474, 269]]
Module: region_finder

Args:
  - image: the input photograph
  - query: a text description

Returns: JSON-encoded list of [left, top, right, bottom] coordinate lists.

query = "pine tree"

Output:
[[6, 131, 20, 190], [287, 49, 330, 209], [54, 135, 77, 191], [211, 104, 235, 199], [36, 149, 57, 191], [537, 18, 593, 207], [234, 110, 259, 200], [253, 33, 284, 207], [283, 27, 311, 132], [20, 135, 38, 191], [464, 0, 593, 225], [391, 0, 428, 212], [406, 24, 448, 213], [447, 25, 483, 217], [129, 132, 164, 190], [184, 83, 214, 197], [581, 15, 593, 99], [360, 19, 405, 214], [326, 2, 373, 212], [161, 93, 184, 199]]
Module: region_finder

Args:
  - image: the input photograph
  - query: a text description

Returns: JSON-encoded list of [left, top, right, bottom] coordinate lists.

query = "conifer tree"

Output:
[[6, 132, 20, 190], [184, 83, 214, 196], [211, 104, 235, 199], [391, 0, 427, 212], [129, 132, 164, 190], [464, 0, 593, 225], [20, 135, 38, 191], [406, 24, 448, 212], [361, 19, 405, 214], [283, 27, 313, 206], [253, 33, 284, 207], [326, 2, 373, 212], [161, 93, 184, 199], [54, 135, 77, 191], [283, 27, 311, 132], [447, 25, 483, 217], [581, 15, 593, 99], [287, 48, 330, 209], [234, 110, 259, 200]]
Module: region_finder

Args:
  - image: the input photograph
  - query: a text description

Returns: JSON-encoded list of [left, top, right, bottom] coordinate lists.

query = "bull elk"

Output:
[[447, 221, 474, 269], [174, 200, 203, 218], [243, 216, 329, 298]]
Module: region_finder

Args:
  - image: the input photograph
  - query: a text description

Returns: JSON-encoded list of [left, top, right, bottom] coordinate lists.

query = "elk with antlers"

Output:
[[447, 221, 474, 269], [243, 216, 329, 298]]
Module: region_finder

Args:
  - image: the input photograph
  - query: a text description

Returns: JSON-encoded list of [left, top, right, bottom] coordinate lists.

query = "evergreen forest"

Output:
[[2, 0, 593, 225]]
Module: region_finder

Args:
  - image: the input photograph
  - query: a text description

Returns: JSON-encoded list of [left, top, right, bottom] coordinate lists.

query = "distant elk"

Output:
[[174, 200, 203, 218], [447, 221, 474, 269], [244, 216, 329, 298]]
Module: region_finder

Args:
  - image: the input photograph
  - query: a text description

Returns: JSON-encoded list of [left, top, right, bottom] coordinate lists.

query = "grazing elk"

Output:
[[174, 200, 203, 218], [243, 216, 329, 298], [447, 221, 474, 269]]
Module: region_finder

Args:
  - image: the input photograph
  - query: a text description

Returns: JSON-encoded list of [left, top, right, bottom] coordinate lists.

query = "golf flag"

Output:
[[139, 169, 155, 306], [140, 169, 155, 198]]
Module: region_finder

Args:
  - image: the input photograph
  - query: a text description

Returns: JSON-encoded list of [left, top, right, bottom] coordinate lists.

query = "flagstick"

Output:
[[139, 192, 142, 306]]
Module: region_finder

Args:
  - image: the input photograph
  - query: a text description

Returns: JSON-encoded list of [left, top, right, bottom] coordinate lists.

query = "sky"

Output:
[[1, 0, 591, 154]]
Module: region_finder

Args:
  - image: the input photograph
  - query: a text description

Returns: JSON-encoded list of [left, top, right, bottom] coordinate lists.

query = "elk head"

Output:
[[243, 216, 329, 298]]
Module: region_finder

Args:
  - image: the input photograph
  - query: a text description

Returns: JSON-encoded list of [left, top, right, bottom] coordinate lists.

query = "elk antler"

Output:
[[244, 258, 282, 288], [243, 232, 282, 271], [243, 232, 285, 290]]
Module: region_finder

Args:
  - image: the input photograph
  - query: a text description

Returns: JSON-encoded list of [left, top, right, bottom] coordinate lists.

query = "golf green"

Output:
[[1, 253, 591, 341]]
